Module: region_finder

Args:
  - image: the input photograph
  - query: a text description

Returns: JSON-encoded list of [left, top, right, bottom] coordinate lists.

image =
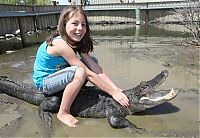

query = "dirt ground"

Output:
[[0, 36, 199, 137]]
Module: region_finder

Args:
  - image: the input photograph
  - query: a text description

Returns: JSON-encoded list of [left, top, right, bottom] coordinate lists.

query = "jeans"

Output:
[[42, 66, 79, 95]]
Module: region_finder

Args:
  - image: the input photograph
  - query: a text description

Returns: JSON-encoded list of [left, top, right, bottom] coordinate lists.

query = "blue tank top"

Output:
[[33, 41, 69, 88]]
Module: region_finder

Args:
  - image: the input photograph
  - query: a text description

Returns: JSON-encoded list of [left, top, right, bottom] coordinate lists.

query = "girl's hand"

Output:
[[112, 91, 129, 108]]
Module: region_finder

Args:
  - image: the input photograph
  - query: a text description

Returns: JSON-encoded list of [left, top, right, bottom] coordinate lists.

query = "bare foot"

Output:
[[57, 112, 78, 127]]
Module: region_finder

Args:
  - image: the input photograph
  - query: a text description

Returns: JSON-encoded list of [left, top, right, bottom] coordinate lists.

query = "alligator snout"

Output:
[[150, 70, 169, 88], [161, 70, 169, 78], [137, 70, 169, 98]]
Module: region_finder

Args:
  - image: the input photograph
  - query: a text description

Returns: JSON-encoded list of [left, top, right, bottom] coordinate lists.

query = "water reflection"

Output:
[[90, 24, 183, 37], [0, 24, 185, 54], [135, 25, 140, 42]]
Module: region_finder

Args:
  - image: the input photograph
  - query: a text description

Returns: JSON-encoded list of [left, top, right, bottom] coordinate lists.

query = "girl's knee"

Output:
[[74, 66, 86, 81]]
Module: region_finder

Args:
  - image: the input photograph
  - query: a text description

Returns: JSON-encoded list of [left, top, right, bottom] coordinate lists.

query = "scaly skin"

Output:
[[0, 70, 179, 133]]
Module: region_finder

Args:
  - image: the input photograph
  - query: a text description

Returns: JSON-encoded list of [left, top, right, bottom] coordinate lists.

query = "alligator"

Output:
[[0, 70, 179, 134]]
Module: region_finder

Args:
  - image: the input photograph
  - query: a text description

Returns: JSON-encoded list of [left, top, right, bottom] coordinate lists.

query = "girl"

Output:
[[33, 5, 129, 127]]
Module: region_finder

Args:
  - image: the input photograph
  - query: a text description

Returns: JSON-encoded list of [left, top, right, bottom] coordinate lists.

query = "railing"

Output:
[[83, 1, 194, 10], [0, 1, 195, 18]]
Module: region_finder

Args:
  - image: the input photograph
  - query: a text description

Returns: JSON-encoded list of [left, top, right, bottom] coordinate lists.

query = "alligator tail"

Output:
[[0, 76, 45, 106]]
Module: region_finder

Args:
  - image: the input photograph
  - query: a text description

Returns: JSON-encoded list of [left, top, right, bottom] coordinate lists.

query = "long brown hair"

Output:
[[46, 5, 94, 53]]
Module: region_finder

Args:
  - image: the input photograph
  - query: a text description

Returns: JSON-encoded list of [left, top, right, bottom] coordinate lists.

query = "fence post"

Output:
[[135, 25, 140, 42], [135, 8, 140, 25], [145, 9, 149, 23], [17, 17, 26, 48]]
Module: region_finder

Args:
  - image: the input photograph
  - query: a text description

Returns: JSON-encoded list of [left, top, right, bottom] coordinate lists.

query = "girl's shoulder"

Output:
[[54, 35, 62, 39], [52, 37, 66, 46], [51, 38, 72, 55], [53, 35, 64, 42], [46, 37, 66, 56]]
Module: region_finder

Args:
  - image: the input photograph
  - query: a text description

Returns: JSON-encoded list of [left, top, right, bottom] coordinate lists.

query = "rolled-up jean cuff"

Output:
[[80, 56, 98, 64], [42, 65, 79, 95], [91, 56, 98, 64]]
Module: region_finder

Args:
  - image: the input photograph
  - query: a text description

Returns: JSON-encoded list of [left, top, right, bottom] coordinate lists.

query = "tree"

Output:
[[0, 0, 50, 5], [172, 0, 200, 47]]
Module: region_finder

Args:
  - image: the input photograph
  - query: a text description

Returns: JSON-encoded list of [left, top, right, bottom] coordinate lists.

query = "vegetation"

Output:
[[0, 0, 51, 5], [172, 0, 200, 47]]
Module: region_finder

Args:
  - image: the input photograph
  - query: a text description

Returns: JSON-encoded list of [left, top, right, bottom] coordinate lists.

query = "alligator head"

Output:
[[124, 70, 179, 114]]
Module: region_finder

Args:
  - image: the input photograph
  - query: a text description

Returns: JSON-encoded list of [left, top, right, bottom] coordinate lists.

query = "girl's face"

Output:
[[65, 12, 87, 43]]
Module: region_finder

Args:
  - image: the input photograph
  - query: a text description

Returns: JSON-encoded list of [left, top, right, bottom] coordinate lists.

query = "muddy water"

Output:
[[0, 25, 199, 137]]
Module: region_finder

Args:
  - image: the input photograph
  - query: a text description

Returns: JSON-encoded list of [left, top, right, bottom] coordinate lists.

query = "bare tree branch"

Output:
[[172, 0, 200, 47]]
